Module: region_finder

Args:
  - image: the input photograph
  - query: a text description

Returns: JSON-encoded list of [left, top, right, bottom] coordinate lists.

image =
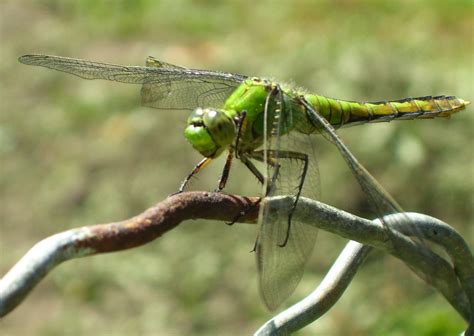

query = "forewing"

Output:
[[257, 89, 320, 310], [140, 77, 244, 110], [19, 54, 246, 110]]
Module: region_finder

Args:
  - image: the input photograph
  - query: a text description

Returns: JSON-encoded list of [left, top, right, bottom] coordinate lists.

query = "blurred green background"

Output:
[[1, 0, 472, 335]]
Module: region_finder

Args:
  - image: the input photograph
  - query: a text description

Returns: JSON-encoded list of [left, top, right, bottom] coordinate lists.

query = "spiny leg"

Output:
[[241, 155, 264, 185], [250, 150, 281, 195], [223, 110, 255, 223], [216, 110, 249, 192], [250, 149, 309, 247], [216, 149, 234, 192], [226, 154, 264, 226], [178, 157, 213, 193]]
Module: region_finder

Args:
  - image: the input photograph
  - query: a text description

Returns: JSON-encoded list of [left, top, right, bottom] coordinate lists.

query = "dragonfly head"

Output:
[[184, 108, 237, 158]]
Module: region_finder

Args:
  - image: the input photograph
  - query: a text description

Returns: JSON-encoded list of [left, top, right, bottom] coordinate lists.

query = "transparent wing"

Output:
[[19, 54, 247, 110], [256, 88, 320, 311], [299, 98, 428, 251]]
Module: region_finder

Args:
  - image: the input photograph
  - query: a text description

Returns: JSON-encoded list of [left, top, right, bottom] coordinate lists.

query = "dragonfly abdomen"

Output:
[[305, 94, 470, 128]]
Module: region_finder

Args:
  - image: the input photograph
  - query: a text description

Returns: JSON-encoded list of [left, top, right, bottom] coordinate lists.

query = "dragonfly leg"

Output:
[[177, 157, 213, 193], [226, 196, 262, 226], [248, 150, 280, 194], [250, 150, 309, 247], [226, 154, 263, 226], [241, 155, 265, 185], [216, 150, 234, 192], [215, 110, 248, 192], [215, 110, 250, 193]]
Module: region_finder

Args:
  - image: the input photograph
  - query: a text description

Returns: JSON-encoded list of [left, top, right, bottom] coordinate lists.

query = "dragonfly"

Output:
[[19, 54, 470, 310]]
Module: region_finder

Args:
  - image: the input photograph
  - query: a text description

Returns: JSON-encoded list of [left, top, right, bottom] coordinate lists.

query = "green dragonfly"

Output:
[[19, 54, 469, 310]]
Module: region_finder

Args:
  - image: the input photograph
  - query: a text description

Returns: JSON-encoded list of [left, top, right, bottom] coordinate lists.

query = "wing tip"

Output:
[[18, 54, 31, 64], [18, 54, 46, 65]]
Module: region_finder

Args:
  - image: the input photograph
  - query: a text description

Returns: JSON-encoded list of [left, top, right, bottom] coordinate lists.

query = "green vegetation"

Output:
[[1, 0, 472, 334]]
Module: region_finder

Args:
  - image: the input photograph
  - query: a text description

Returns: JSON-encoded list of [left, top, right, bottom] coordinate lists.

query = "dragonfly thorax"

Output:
[[184, 107, 237, 158]]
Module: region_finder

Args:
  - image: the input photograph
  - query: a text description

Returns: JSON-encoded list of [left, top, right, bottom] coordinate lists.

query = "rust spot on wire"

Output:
[[74, 192, 260, 254]]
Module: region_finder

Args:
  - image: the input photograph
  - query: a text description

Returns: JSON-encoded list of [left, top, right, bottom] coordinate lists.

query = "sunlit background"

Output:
[[1, 0, 472, 335]]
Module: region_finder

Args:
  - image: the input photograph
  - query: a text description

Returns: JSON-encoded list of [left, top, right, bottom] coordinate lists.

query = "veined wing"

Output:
[[256, 88, 320, 310], [18, 54, 247, 110], [300, 97, 428, 256]]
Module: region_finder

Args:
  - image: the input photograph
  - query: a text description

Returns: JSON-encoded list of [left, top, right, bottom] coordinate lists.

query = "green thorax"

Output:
[[221, 78, 308, 151]]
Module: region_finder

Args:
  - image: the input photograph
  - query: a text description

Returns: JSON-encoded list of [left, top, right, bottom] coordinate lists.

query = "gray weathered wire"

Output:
[[255, 197, 473, 335]]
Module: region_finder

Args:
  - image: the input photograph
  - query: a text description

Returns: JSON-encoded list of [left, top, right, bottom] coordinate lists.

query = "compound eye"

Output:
[[203, 110, 236, 147], [184, 124, 218, 158], [187, 107, 206, 125]]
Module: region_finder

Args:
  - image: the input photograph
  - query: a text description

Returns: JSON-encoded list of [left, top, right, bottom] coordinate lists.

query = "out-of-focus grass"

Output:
[[1, 0, 472, 335]]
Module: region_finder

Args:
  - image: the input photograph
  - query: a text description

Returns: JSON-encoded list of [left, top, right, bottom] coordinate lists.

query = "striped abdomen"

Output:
[[305, 94, 470, 128]]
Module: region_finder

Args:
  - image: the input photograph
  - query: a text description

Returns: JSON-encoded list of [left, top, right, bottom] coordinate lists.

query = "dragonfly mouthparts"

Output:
[[191, 121, 204, 127]]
